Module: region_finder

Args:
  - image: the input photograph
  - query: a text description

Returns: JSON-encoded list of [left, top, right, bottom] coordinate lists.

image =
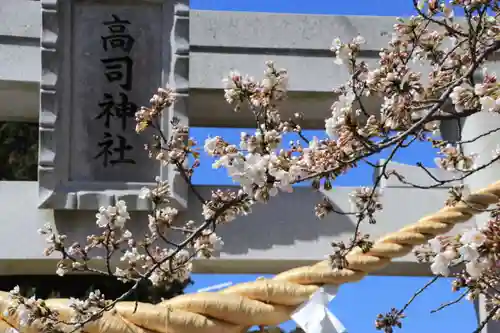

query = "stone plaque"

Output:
[[39, 0, 189, 210]]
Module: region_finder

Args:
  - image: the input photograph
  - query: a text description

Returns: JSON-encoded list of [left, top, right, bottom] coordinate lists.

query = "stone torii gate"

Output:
[[0, 0, 499, 331]]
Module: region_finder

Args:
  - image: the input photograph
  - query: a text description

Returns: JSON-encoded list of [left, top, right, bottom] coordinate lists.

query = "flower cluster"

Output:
[[434, 143, 477, 171], [428, 228, 489, 278], [348, 187, 383, 224], [5, 286, 64, 332], [135, 87, 175, 133], [95, 200, 130, 229], [223, 61, 288, 111], [194, 230, 224, 258], [201, 189, 254, 224], [417, 204, 500, 303], [375, 308, 405, 333], [474, 70, 500, 113]]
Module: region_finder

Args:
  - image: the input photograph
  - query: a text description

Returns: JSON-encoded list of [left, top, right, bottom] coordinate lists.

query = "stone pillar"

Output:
[[461, 110, 500, 332], [461, 111, 500, 208], [474, 295, 500, 333]]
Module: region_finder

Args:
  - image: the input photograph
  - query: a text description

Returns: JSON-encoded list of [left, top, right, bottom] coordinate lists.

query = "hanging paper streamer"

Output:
[[291, 285, 347, 333]]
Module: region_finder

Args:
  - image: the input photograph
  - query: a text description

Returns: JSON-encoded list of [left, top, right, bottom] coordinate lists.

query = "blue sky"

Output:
[[185, 1, 477, 332]]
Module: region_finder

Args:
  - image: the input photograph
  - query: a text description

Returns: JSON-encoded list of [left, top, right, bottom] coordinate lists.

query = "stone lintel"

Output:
[[0, 179, 476, 276]]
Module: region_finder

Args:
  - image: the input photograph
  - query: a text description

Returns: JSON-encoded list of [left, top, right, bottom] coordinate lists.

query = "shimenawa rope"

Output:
[[1, 180, 499, 333]]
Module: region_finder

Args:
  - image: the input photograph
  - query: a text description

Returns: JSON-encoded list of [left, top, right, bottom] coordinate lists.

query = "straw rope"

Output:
[[1, 180, 500, 333]]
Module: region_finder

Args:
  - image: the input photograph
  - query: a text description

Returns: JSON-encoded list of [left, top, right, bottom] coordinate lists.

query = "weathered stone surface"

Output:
[[71, 5, 161, 183], [0, 179, 473, 276], [38, 0, 189, 210]]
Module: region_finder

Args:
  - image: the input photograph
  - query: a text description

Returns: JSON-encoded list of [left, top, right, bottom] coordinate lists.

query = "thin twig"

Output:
[[399, 276, 440, 315], [430, 291, 468, 313]]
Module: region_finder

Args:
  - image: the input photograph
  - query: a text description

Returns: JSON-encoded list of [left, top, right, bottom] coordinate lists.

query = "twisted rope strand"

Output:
[[2, 180, 500, 333]]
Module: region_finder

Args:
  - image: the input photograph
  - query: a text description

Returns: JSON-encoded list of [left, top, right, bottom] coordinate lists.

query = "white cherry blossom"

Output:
[[466, 258, 491, 278], [431, 253, 452, 276], [460, 228, 486, 248]]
